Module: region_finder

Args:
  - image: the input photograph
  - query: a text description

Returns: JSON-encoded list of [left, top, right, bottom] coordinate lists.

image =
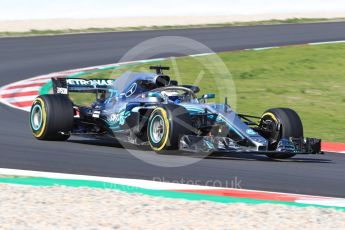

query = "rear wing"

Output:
[[52, 78, 115, 94]]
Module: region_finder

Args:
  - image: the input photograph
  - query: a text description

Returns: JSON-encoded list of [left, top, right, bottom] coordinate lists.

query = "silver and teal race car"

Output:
[[29, 66, 322, 159]]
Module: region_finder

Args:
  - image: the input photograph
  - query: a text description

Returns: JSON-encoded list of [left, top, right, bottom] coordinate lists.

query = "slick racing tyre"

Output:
[[147, 104, 193, 153], [259, 108, 303, 159], [30, 94, 74, 141]]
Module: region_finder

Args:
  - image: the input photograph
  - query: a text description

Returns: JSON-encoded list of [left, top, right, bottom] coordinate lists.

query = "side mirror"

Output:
[[201, 93, 215, 99], [199, 93, 215, 103]]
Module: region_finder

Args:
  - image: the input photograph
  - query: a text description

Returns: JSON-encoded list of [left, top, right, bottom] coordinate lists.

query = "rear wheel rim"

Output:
[[31, 104, 43, 131]]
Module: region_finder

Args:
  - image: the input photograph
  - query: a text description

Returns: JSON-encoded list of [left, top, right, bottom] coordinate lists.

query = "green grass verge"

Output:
[[1, 18, 344, 37], [70, 43, 345, 142]]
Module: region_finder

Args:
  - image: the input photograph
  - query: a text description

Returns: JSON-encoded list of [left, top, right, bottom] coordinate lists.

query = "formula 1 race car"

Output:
[[29, 66, 322, 159]]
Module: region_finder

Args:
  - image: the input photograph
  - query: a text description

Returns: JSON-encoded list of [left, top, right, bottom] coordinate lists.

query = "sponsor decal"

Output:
[[108, 111, 130, 126], [56, 87, 68, 94], [246, 128, 256, 135], [92, 110, 101, 118], [109, 113, 120, 123], [66, 79, 114, 87], [125, 83, 137, 97]]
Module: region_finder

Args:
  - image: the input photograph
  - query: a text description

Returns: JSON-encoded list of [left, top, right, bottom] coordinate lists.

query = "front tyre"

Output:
[[30, 94, 74, 141], [259, 108, 303, 159], [147, 104, 193, 153]]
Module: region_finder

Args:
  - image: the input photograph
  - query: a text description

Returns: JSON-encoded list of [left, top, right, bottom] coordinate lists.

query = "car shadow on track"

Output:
[[205, 152, 332, 163], [67, 139, 332, 163], [68, 139, 156, 151], [68, 139, 122, 148]]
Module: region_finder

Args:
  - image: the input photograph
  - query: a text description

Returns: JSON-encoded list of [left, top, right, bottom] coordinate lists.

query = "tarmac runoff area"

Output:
[[0, 183, 344, 230]]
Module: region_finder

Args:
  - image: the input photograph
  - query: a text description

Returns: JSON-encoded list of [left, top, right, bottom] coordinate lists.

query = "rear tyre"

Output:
[[30, 94, 74, 141], [259, 108, 303, 159], [147, 104, 193, 153]]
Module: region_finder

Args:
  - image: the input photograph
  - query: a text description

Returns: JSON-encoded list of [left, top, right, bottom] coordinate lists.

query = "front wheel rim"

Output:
[[150, 115, 165, 143]]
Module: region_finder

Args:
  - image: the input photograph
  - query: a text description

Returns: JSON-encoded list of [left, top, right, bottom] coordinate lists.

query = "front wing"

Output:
[[179, 135, 323, 155]]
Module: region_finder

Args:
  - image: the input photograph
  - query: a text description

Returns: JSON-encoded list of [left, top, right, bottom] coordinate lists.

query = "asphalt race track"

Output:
[[1, 22, 345, 197]]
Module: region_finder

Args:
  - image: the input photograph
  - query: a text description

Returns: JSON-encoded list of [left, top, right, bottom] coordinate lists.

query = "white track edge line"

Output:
[[308, 40, 345, 45]]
